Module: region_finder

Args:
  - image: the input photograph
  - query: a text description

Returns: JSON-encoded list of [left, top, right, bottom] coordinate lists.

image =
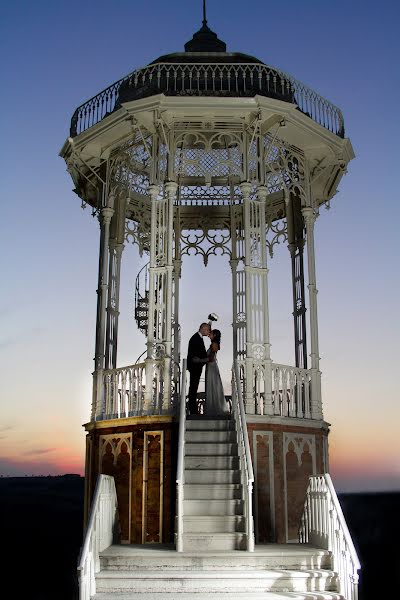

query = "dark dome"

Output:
[[115, 18, 294, 105]]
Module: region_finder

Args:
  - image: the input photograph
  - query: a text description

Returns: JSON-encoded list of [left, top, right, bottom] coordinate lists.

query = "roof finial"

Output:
[[203, 0, 207, 26]]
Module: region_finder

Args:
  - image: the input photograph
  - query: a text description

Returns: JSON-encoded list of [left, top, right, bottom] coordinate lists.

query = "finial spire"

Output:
[[184, 1, 226, 53], [203, 0, 207, 26]]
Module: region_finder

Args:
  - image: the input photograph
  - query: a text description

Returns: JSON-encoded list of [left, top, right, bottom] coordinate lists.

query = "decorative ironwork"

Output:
[[70, 62, 344, 138], [180, 219, 231, 265]]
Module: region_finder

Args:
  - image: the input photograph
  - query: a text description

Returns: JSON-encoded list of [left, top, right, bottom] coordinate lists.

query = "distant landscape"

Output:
[[0, 476, 398, 600]]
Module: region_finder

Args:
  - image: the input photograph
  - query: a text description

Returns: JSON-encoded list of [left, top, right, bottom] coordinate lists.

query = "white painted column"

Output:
[[105, 240, 124, 370], [241, 181, 255, 414], [163, 180, 178, 412], [144, 184, 159, 413], [258, 185, 273, 415], [93, 198, 114, 420], [302, 206, 322, 419]]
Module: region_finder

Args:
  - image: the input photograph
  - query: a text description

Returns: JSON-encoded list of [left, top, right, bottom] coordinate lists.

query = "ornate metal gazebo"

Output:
[[61, 8, 354, 549]]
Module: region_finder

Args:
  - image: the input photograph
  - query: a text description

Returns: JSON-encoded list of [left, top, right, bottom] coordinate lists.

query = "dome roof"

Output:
[[116, 14, 293, 105]]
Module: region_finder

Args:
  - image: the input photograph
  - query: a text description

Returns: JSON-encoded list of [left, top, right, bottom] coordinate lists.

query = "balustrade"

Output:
[[102, 362, 146, 418], [77, 475, 117, 600], [271, 363, 312, 419], [70, 62, 344, 138], [299, 474, 361, 600], [94, 360, 317, 421]]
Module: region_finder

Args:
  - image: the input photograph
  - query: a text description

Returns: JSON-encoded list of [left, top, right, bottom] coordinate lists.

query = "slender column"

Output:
[[104, 195, 126, 370], [144, 184, 160, 412], [257, 185, 273, 415], [241, 182, 255, 414], [163, 180, 178, 412], [145, 180, 176, 414], [173, 202, 182, 410], [302, 206, 322, 419], [287, 191, 308, 369], [93, 198, 114, 420], [105, 241, 124, 369]]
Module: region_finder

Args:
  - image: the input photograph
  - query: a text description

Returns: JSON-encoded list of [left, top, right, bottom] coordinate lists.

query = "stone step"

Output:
[[94, 593, 344, 600], [100, 544, 332, 569], [186, 418, 234, 431], [185, 455, 240, 469], [184, 483, 243, 500], [183, 498, 244, 516], [185, 442, 239, 456], [185, 468, 241, 484], [182, 515, 245, 533], [185, 430, 237, 443], [95, 568, 338, 594]]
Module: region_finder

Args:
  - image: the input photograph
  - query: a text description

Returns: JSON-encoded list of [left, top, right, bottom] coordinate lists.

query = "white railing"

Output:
[[299, 474, 361, 600], [77, 475, 118, 600], [232, 360, 255, 551], [71, 62, 344, 138], [175, 359, 187, 552], [272, 363, 312, 418], [102, 362, 146, 419]]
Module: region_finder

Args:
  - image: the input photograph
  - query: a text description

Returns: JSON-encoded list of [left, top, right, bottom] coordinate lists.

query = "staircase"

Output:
[[181, 416, 246, 551], [89, 417, 343, 598], [134, 263, 149, 335], [93, 544, 343, 598]]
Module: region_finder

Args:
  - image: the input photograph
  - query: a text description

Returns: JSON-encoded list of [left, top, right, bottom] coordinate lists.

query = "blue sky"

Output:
[[0, 0, 399, 491]]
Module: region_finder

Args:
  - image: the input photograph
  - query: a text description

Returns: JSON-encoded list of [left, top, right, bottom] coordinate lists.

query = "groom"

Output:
[[186, 322, 211, 415]]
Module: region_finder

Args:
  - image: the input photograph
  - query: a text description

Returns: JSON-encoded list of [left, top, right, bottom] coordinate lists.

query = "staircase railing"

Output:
[[232, 360, 255, 551], [77, 475, 118, 600], [299, 474, 361, 600], [176, 358, 187, 552]]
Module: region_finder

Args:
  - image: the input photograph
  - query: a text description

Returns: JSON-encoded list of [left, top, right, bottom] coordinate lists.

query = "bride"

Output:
[[204, 329, 229, 416]]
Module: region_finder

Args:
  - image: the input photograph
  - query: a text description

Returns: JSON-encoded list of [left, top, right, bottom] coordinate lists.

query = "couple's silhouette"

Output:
[[186, 321, 228, 416]]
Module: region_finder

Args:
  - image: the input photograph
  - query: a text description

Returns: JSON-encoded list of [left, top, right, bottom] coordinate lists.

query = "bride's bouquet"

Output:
[[208, 313, 219, 322]]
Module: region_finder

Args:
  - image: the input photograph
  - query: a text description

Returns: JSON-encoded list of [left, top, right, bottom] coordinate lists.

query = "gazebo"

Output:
[[61, 6, 360, 599]]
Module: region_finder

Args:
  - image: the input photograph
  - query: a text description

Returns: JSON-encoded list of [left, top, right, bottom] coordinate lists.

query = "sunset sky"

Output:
[[1, 0, 399, 492]]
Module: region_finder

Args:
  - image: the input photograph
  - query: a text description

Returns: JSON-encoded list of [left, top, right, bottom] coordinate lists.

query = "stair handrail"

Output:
[[176, 358, 187, 552], [232, 360, 255, 551], [77, 474, 118, 600], [299, 473, 361, 600]]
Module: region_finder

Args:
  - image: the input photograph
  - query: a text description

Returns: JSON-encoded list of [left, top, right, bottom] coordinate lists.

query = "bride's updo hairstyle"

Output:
[[212, 329, 221, 350]]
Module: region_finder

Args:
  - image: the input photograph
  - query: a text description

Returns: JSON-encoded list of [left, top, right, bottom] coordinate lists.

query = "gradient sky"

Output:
[[1, 0, 399, 492]]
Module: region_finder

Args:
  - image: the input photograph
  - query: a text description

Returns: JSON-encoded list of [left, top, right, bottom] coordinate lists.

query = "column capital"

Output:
[[302, 206, 317, 225], [257, 185, 268, 201], [240, 181, 252, 199], [149, 184, 160, 199], [101, 206, 114, 224], [165, 180, 178, 196]]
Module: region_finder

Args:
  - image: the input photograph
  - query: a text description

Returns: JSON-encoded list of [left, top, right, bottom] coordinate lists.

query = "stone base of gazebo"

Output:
[[247, 416, 330, 543], [84, 416, 177, 544], [84, 414, 329, 546]]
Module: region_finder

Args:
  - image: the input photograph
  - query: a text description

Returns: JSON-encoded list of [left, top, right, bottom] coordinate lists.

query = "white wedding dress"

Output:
[[204, 348, 229, 416]]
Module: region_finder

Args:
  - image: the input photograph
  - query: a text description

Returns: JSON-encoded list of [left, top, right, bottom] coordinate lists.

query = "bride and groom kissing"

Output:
[[186, 317, 228, 417]]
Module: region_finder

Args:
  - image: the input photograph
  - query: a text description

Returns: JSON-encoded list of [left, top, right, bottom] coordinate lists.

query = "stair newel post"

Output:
[[176, 359, 187, 552]]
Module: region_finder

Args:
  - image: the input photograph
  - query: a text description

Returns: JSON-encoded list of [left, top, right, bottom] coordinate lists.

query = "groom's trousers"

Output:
[[188, 366, 203, 415]]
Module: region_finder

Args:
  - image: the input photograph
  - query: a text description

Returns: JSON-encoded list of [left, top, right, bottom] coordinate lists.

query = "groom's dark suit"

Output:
[[187, 332, 208, 415]]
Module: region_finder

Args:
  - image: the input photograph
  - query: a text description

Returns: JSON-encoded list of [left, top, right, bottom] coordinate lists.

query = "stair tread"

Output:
[[100, 544, 331, 557], [97, 568, 337, 579], [94, 595, 343, 600]]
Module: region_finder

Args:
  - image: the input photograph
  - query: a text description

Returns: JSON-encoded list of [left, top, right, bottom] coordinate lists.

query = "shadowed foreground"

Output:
[[0, 476, 398, 599]]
